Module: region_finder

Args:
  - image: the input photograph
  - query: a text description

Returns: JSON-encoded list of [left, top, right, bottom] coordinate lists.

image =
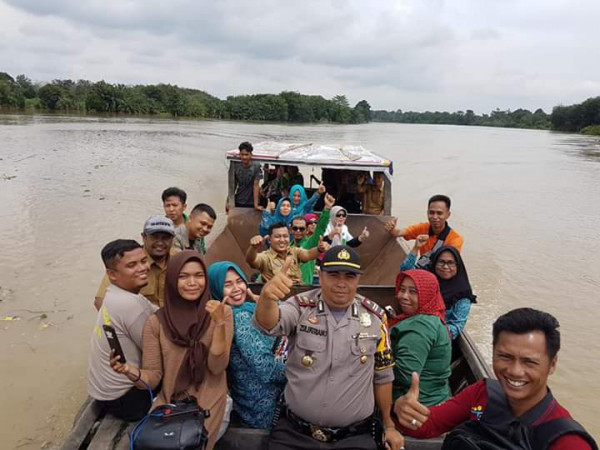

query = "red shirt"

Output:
[[400, 380, 592, 449]]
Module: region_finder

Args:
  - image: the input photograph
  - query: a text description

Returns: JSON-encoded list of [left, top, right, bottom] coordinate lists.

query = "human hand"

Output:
[[385, 218, 398, 236], [317, 236, 330, 253], [260, 257, 294, 303], [109, 349, 133, 376], [324, 193, 335, 210], [383, 427, 405, 450], [359, 226, 370, 242], [254, 205, 265, 212], [317, 183, 326, 195], [414, 234, 429, 249], [393, 372, 430, 430], [205, 300, 227, 323], [246, 287, 260, 303], [250, 235, 266, 248], [267, 201, 276, 212]]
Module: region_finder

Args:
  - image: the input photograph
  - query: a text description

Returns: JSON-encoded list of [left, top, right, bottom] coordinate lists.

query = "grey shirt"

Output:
[[88, 284, 158, 401], [173, 226, 206, 255], [234, 161, 262, 206], [254, 288, 394, 427]]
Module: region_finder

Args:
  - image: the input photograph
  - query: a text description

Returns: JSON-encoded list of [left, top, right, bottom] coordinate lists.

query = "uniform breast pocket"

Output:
[[296, 329, 327, 353]]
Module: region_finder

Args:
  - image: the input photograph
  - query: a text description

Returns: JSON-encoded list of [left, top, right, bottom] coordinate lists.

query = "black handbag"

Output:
[[131, 397, 210, 450]]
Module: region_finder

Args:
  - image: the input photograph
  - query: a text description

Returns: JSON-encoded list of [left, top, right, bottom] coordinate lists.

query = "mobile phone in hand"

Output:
[[103, 324, 126, 364]]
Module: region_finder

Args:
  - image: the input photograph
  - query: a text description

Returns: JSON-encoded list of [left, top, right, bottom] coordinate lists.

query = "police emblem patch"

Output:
[[337, 249, 351, 260], [360, 312, 372, 327]]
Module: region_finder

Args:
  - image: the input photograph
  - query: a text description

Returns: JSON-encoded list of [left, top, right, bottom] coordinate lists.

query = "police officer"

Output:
[[254, 245, 405, 450]]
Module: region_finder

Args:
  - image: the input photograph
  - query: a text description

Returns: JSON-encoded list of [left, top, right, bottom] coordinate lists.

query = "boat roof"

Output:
[[226, 141, 392, 173]]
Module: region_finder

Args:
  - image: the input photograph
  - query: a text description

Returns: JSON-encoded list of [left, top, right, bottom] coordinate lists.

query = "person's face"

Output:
[[269, 227, 290, 253], [320, 271, 360, 308], [307, 219, 317, 236], [177, 261, 206, 301], [291, 219, 307, 242], [142, 232, 174, 260], [396, 277, 419, 315], [493, 331, 557, 414], [374, 173, 384, 188], [434, 250, 458, 280], [163, 196, 186, 223], [293, 190, 301, 205], [189, 211, 215, 239], [334, 209, 347, 226], [279, 200, 291, 217], [427, 201, 451, 233], [107, 248, 150, 293], [240, 149, 252, 167], [222, 269, 248, 306]]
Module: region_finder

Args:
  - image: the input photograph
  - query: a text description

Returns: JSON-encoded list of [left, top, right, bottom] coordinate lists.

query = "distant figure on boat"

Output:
[[231, 141, 263, 211], [357, 171, 386, 215], [390, 270, 451, 406], [173, 203, 216, 256], [162, 186, 188, 236], [400, 240, 476, 339], [324, 206, 370, 247], [253, 245, 405, 450], [281, 165, 303, 193], [88, 239, 158, 421], [394, 308, 598, 450], [386, 194, 463, 268], [247, 222, 329, 284], [208, 261, 286, 429], [290, 193, 336, 285], [110, 250, 234, 450], [94, 216, 176, 309]]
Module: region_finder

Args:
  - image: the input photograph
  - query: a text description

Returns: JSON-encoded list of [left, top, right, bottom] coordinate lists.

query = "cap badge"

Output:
[[337, 249, 351, 260]]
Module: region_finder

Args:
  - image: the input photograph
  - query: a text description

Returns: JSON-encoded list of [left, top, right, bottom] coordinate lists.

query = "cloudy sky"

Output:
[[1, 0, 599, 113]]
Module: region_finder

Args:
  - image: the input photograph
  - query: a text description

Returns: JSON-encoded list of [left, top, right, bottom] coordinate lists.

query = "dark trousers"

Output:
[[268, 416, 377, 450], [97, 386, 152, 422]]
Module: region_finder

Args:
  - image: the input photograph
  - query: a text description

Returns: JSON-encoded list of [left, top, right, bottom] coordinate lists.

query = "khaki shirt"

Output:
[[254, 288, 394, 427], [254, 247, 303, 284], [95, 249, 177, 307]]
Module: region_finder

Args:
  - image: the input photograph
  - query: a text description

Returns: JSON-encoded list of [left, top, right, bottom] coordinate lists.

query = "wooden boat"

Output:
[[60, 142, 492, 450]]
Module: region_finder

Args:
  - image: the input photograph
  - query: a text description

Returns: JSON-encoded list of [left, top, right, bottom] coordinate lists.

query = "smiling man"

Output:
[[94, 215, 176, 309], [173, 203, 216, 256], [253, 245, 404, 450], [393, 308, 597, 449]]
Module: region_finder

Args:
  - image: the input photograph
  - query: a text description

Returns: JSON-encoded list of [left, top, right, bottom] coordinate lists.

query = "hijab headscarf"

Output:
[[429, 246, 477, 308], [273, 196, 293, 226], [324, 205, 353, 247], [391, 269, 447, 331], [156, 250, 212, 395], [289, 184, 308, 207], [208, 261, 248, 302]]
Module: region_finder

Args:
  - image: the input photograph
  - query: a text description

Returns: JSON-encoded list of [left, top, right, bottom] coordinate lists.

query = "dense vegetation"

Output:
[[1, 71, 599, 134], [0, 72, 371, 124]]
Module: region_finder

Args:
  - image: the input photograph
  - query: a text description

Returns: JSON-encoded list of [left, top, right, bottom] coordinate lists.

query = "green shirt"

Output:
[[292, 209, 330, 285], [390, 314, 451, 406]]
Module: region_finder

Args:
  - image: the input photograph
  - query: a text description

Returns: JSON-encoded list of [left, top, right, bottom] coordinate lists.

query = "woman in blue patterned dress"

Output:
[[208, 261, 287, 428]]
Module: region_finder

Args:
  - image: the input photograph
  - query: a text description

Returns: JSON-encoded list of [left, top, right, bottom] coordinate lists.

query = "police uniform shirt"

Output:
[[253, 288, 394, 428]]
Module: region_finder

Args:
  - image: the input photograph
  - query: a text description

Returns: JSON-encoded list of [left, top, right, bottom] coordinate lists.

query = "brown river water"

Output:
[[0, 114, 599, 448]]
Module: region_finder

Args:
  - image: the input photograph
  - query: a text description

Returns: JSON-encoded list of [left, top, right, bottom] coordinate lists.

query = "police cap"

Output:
[[321, 245, 362, 274]]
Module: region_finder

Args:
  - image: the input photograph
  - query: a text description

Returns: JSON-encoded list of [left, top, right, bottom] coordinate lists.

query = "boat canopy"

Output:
[[226, 141, 393, 175]]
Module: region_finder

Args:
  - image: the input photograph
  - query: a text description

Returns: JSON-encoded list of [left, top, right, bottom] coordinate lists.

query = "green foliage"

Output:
[[551, 97, 600, 132], [581, 125, 600, 135]]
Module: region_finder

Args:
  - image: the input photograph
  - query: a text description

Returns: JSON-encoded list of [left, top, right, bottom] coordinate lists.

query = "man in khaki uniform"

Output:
[[254, 245, 405, 450], [94, 215, 176, 309]]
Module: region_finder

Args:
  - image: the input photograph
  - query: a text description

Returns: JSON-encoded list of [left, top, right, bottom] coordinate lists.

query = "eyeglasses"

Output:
[[435, 260, 457, 268], [292, 226, 306, 231], [336, 213, 347, 218]]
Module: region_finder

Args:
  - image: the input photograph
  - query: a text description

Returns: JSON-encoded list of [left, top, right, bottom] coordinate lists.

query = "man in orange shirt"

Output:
[[385, 194, 463, 268]]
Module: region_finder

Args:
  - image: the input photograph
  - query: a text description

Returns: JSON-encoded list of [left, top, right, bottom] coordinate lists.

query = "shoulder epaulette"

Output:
[[361, 298, 385, 319], [295, 295, 317, 307]]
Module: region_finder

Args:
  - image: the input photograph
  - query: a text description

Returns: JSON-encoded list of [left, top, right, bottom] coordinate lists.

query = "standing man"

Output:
[[385, 194, 463, 268], [161, 187, 188, 236], [173, 203, 216, 255], [94, 215, 176, 309], [291, 193, 335, 285], [357, 172, 385, 215], [88, 239, 158, 421], [232, 141, 263, 210], [254, 246, 405, 450], [394, 308, 597, 449]]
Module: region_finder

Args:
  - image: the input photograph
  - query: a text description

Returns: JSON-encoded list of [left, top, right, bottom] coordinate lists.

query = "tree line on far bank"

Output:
[[1, 71, 599, 134]]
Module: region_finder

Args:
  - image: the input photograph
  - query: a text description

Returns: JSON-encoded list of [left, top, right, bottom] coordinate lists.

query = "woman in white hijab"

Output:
[[324, 205, 370, 247]]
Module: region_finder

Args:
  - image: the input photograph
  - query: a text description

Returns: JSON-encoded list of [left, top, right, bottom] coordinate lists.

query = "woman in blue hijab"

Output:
[[289, 184, 325, 218], [259, 196, 293, 237], [208, 261, 286, 429]]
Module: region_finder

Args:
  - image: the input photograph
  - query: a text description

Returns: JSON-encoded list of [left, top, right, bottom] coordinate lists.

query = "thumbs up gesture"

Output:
[[393, 372, 430, 430], [358, 226, 370, 242], [260, 257, 294, 303]]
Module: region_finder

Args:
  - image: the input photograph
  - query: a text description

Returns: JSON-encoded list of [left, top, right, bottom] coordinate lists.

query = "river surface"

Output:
[[0, 115, 599, 447]]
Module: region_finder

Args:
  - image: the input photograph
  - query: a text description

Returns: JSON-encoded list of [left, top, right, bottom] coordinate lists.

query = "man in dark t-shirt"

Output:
[[233, 141, 263, 210]]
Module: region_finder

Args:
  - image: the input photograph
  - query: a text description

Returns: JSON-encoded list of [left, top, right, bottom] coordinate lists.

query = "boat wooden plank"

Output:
[[88, 414, 127, 450], [59, 397, 102, 450]]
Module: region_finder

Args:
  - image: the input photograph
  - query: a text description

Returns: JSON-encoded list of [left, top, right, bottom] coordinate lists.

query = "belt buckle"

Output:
[[310, 425, 332, 442]]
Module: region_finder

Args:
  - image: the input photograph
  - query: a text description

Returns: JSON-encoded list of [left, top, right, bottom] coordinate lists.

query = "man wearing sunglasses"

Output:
[[291, 193, 336, 285]]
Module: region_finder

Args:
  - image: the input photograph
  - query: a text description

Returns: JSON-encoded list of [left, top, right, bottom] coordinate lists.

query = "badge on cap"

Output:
[[360, 312, 372, 327], [337, 249, 351, 260]]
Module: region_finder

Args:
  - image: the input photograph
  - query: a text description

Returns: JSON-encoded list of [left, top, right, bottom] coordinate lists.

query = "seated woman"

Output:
[[259, 197, 292, 237], [111, 250, 234, 450], [289, 184, 325, 218], [208, 261, 287, 429], [324, 205, 369, 247], [400, 237, 476, 339], [390, 269, 451, 407]]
